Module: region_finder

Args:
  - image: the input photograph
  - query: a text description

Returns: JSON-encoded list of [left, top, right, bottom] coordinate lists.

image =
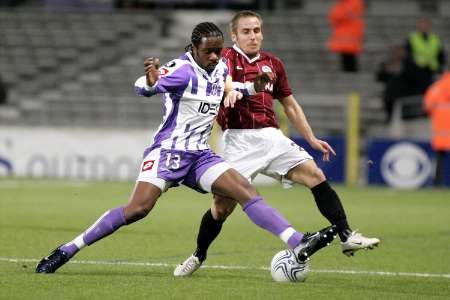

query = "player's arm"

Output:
[[230, 72, 275, 96], [135, 57, 189, 98], [224, 72, 274, 107], [223, 75, 243, 108], [280, 95, 336, 161]]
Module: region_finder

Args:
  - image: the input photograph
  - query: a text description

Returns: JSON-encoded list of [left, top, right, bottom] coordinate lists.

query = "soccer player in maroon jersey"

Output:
[[174, 11, 380, 277]]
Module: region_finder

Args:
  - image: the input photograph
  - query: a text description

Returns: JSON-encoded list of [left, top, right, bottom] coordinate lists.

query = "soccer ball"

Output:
[[270, 249, 309, 282]]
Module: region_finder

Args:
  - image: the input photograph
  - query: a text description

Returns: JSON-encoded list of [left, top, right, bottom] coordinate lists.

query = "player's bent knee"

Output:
[[305, 168, 326, 188], [212, 199, 237, 220], [211, 195, 237, 221], [125, 202, 154, 223], [313, 168, 326, 182]]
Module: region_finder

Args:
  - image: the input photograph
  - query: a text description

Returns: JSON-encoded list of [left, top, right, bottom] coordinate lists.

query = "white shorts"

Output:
[[222, 127, 313, 187]]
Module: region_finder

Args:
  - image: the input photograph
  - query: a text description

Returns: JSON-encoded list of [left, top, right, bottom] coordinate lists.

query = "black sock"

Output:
[[193, 209, 224, 262], [311, 181, 351, 242]]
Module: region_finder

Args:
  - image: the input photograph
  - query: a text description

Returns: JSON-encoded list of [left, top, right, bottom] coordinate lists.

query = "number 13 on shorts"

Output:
[[166, 152, 181, 170]]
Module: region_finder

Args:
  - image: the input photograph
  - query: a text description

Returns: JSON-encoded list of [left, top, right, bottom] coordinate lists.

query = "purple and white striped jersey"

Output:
[[135, 52, 228, 153]]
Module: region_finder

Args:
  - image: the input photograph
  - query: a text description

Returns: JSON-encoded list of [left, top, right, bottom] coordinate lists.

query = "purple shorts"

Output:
[[137, 148, 230, 193]]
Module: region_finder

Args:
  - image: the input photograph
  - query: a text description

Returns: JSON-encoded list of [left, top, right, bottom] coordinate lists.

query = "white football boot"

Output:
[[173, 255, 202, 277], [341, 230, 380, 257]]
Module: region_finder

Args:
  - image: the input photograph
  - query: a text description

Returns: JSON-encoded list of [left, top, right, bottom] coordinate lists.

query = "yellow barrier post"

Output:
[[346, 92, 360, 185]]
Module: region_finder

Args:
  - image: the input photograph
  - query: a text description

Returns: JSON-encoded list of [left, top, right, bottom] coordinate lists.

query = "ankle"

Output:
[[339, 229, 352, 242], [193, 250, 206, 263]]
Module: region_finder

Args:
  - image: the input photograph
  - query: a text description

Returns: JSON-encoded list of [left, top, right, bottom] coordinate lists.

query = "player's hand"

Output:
[[254, 72, 275, 92], [309, 138, 336, 162], [144, 57, 160, 86], [223, 90, 243, 108]]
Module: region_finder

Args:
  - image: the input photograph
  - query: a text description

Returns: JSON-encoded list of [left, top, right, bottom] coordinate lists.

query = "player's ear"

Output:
[[231, 32, 237, 43], [191, 45, 198, 58]]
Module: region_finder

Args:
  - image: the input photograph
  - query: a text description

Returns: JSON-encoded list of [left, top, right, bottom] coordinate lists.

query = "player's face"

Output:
[[232, 16, 263, 58], [192, 36, 224, 73]]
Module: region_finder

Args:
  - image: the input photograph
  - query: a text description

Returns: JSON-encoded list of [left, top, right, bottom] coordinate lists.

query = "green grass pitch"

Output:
[[0, 179, 449, 299]]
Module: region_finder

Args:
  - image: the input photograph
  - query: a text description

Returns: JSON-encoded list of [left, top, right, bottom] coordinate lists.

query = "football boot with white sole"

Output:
[[173, 255, 202, 277], [341, 230, 380, 257]]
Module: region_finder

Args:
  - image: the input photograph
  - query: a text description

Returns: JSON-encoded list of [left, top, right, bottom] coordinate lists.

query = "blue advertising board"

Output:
[[291, 137, 345, 183], [367, 138, 450, 188]]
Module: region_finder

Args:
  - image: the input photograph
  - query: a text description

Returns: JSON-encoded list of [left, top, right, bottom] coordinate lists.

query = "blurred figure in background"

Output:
[[376, 45, 405, 88], [327, 0, 365, 72], [424, 70, 450, 186], [377, 17, 447, 123], [375, 44, 415, 122], [403, 17, 446, 96]]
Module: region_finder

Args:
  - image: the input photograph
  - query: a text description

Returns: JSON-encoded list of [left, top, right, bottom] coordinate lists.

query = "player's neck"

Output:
[[246, 53, 259, 59]]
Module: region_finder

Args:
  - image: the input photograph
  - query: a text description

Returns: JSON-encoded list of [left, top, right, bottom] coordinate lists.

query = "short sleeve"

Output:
[[154, 62, 191, 94], [273, 58, 292, 100], [134, 60, 191, 98]]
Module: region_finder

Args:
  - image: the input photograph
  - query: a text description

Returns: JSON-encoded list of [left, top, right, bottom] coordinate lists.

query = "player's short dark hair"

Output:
[[230, 10, 263, 34], [185, 22, 223, 52]]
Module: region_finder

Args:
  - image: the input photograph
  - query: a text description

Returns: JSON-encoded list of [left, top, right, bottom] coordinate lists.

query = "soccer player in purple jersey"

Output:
[[174, 11, 380, 277], [35, 22, 336, 274]]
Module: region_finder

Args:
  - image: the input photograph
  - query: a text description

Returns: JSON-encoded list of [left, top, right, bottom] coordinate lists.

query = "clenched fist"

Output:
[[254, 72, 275, 92], [144, 57, 160, 86]]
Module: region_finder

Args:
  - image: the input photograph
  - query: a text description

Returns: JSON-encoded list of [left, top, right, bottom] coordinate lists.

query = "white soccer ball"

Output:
[[270, 249, 309, 282]]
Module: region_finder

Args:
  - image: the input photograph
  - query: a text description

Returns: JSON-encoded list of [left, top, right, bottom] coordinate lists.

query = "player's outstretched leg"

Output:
[[294, 225, 337, 262], [309, 179, 380, 257], [36, 181, 161, 274], [35, 206, 127, 273], [340, 230, 380, 257]]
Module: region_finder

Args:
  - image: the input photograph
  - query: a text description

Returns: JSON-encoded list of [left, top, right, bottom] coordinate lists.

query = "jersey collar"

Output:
[[233, 44, 260, 64]]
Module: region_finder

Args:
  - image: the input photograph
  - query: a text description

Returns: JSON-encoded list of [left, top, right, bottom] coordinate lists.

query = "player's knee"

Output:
[[212, 201, 236, 220], [310, 167, 326, 186], [211, 206, 228, 220], [125, 203, 153, 223], [213, 195, 237, 220], [135, 205, 152, 219]]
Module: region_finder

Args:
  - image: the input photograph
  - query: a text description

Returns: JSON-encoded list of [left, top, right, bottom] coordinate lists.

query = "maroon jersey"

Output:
[[218, 46, 292, 130]]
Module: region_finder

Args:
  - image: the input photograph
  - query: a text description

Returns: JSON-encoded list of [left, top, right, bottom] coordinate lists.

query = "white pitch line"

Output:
[[1, 257, 449, 279]]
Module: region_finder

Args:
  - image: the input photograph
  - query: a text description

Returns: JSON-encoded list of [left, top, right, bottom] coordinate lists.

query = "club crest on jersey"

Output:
[[262, 65, 272, 73], [159, 67, 170, 76], [142, 160, 155, 171]]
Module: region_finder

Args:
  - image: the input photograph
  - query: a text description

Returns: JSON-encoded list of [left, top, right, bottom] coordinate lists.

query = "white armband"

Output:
[[232, 81, 256, 96], [134, 76, 158, 97]]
